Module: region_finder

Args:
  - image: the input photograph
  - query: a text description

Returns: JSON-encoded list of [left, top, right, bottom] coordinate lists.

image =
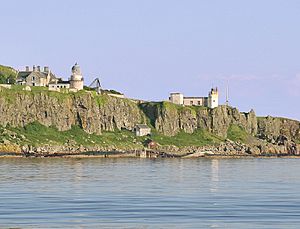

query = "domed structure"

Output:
[[71, 63, 82, 76], [70, 63, 84, 90]]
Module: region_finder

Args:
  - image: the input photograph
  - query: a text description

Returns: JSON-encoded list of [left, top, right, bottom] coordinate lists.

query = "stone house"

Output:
[[17, 63, 84, 92], [16, 65, 58, 86], [134, 124, 151, 137]]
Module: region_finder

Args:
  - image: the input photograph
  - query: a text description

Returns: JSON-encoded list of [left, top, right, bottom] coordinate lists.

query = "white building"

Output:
[[208, 87, 219, 108], [169, 87, 219, 108], [70, 63, 84, 90], [134, 124, 151, 136]]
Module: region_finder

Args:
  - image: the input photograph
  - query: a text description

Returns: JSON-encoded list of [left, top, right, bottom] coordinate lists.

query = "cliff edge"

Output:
[[0, 87, 299, 157]]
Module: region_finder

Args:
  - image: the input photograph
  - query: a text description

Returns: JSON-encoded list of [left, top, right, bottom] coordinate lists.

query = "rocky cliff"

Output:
[[0, 88, 144, 134], [140, 102, 258, 138], [0, 87, 299, 156]]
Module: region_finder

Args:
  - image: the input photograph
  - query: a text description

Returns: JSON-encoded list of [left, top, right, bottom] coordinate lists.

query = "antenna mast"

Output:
[[225, 82, 229, 106]]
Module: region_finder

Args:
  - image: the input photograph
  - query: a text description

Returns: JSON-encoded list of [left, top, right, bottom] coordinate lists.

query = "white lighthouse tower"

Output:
[[70, 63, 84, 90], [208, 87, 219, 108]]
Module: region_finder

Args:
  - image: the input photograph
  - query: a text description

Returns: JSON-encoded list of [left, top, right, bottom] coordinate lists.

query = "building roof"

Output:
[[49, 81, 70, 85], [57, 79, 70, 84], [17, 71, 47, 79], [135, 124, 150, 130], [184, 96, 207, 99], [170, 92, 183, 95], [17, 70, 58, 82], [16, 71, 31, 80], [72, 63, 81, 75]]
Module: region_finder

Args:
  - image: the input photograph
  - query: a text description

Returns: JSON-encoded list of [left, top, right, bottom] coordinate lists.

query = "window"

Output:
[[198, 101, 201, 105], [190, 101, 193, 105], [32, 76, 35, 81]]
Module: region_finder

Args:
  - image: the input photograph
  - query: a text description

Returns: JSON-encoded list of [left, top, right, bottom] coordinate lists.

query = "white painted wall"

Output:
[[169, 93, 183, 105]]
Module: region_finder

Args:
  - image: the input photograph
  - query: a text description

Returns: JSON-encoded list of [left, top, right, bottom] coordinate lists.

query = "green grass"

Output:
[[30, 86, 49, 92], [0, 121, 224, 149], [0, 65, 17, 84], [0, 122, 144, 149], [227, 124, 249, 143], [151, 129, 223, 147]]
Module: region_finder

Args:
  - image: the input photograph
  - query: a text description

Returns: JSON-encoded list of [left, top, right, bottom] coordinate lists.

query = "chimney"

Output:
[[37, 66, 41, 72], [33, 65, 36, 72], [25, 66, 29, 71], [44, 66, 49, 73]]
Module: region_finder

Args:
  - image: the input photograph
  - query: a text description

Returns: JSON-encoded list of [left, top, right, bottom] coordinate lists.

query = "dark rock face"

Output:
[[141, 104, 257, 138], [0, 91, 143, 134]]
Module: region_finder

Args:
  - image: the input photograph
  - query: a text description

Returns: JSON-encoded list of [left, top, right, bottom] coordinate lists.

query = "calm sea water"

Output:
[[0, 158, 300, 228]]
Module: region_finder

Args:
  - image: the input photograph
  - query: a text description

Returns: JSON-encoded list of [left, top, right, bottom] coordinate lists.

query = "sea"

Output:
[[0, 157, 300, 228]]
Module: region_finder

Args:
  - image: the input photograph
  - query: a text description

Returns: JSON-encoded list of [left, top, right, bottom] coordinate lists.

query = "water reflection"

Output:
[[210, 159, 219, 192], [0, 158, 299, 228]]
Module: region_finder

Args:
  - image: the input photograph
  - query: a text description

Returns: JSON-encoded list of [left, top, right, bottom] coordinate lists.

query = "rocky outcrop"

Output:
[[140, 103, 257, 138], [257, 116, 300, 142], [155, 139, 300, 157], [0, 89, 144, 134]]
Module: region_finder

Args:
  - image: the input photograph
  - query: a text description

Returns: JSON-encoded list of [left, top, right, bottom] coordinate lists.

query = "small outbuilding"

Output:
[[134, 124, 151, 137]]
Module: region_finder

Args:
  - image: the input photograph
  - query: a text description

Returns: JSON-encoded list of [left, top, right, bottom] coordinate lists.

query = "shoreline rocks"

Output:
[[0, 137, 298, 158]]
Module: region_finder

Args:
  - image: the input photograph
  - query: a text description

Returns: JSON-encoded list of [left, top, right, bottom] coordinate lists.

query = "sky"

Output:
[[1, 0, 300, 120]]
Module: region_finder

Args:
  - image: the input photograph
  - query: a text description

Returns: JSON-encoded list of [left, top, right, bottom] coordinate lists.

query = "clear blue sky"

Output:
[[1, 0, 300, 120]]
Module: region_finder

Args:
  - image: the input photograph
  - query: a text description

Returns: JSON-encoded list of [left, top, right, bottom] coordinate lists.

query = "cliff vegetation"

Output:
[[0, 65, 17, 84], [0, 87, 299, 156]]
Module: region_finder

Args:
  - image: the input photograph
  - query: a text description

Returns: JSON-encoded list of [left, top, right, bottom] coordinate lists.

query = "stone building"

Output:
[[49, 63, 84, 91], [169, 87, 219, 108], [17, 63, 84, 92], [16, 65, 58, 86], [69, 63, 84, 90], [134, 124, 151, 137]]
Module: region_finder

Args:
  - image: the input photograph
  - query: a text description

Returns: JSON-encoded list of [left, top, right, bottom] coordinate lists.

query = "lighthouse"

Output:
[[70, 63, 84, 90]]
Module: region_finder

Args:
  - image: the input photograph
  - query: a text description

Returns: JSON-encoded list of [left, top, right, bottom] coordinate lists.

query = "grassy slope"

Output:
[[0, 65, 17, 84], [152, 129, 223, 147], [0, 122, 143, 149], [227, 124, 250, 143], [0, 122, 223, 149]]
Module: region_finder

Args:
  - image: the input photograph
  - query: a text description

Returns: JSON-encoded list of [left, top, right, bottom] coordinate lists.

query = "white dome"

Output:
[[71, 63, 81, 75], [70, 63, 83, 81]]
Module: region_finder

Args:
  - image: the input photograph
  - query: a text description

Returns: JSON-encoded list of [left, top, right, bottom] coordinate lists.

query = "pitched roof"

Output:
[[135, 124, 150, 129], [16, 71, 31, 79], [17, 70, 59, 81], [184, 96, 208, 99]]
